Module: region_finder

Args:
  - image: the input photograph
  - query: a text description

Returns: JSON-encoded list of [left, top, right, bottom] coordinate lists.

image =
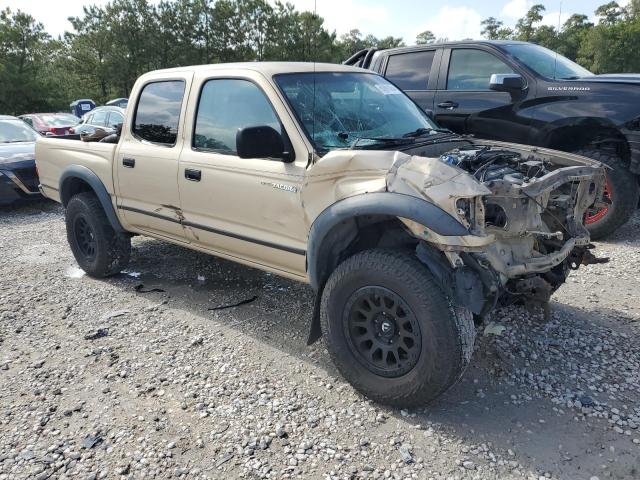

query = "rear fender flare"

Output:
[[59, 165, 125, 233]]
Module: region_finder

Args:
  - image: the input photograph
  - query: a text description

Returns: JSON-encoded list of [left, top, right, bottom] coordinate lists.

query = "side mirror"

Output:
[[236, 125, 293, 162], [489, 73, 525, 93]]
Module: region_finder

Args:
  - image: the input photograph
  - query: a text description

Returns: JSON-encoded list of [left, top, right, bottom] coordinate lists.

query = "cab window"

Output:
[[447, 49, 514, 90], [193, 78, 281, 155], [91, 110, 108, 126], [108, 112, 124, 128], [385, 50, 435, 90], [133, 80, 185, 145]]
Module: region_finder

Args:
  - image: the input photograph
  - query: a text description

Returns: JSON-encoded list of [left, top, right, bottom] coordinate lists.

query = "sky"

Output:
[[0, 0, 630, 42]]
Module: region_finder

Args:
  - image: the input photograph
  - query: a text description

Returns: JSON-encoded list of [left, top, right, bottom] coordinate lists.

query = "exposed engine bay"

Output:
[[386, 140, 608, 316]]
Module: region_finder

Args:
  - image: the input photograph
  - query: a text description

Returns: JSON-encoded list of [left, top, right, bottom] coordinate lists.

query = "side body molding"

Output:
[[59, 165, 126, 233], [306, 192, 470, 291]]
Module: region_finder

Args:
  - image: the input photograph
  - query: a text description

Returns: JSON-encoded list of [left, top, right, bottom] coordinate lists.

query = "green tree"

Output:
[[530, 25, 559, 50], [0, 8, 54, 114], [515, 4, 546, 41], [7, 0, 640, 116], [373, 35, 404, 49], [595, 1, 623, 24], [556, 14, 593, 61], [579, 4, 640, 73], [66, 6, 114, 102], [480, 17, 502, 40], [415, 30, 435, 45], [480, 16, 514, 39]]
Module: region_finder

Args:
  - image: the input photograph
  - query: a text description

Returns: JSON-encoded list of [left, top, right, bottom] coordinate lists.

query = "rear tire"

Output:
[[65, 192, 131, 277], [320, 249, 475, 407], [574, 149, 639, 240]]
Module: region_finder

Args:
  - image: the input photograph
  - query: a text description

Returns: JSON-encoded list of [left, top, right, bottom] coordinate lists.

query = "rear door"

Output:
[[434, 47, 530, 141], [382, 48, 440, 114], [115, 74, 193, 240]]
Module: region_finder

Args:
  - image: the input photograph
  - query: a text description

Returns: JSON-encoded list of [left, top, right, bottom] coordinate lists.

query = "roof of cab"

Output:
[[140, 62, 369, 79], [379, 39, 531, 55]]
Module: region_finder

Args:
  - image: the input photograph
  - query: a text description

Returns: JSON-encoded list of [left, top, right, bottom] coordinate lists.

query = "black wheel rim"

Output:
[[74, 215, 97, 261], [343, 286, 422, 378]]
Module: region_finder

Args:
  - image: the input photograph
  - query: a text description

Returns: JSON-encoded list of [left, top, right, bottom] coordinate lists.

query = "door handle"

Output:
[[437, 101, 459, 110], [185, 168, 201, 182], [122, 157, 135, 168]]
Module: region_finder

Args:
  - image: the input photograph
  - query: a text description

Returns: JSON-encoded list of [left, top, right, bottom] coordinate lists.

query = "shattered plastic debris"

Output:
[[208, 295, 258, 311], [65, 266, 85, 279], [81, 434, 102, 449], [215, 453, 234, 467], [84, 328, 109, 341], [134, 284, 166, 293], [122, 270, 141, 278], [101, 310, 130, 321], [398, 445, 413, 464], [484, 322, 507, 336]]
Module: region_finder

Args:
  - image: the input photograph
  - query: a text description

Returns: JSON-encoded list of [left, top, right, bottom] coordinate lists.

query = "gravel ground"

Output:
[[1, 200, 639, 480]]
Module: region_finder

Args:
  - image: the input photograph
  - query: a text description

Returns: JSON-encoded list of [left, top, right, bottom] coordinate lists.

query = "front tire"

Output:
[[320, 249, 475, 407], [574, 149, 639, 240], [65, 192, 131, 277]]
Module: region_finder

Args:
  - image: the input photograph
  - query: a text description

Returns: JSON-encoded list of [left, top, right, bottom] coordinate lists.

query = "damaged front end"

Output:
[[390, 142, 608, 316]]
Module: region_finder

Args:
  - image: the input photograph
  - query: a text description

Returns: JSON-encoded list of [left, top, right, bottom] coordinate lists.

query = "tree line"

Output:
[[475, 1, 640, 74], [0, 0, 638, 115]]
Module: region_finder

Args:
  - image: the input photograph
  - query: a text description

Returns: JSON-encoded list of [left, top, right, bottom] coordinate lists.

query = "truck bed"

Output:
[[35, 137, 117, 203]]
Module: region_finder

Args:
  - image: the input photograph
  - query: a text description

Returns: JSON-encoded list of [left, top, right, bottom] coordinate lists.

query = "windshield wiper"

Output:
[[349, 136, 416, 149], [558, 76, 581, 80], [402, 127, 453, 138], [334, 132, 413, 148]]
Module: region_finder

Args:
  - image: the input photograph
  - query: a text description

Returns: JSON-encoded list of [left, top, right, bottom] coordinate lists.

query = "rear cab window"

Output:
[[385, 50, 435, 90], [133, 80, 186, 146]]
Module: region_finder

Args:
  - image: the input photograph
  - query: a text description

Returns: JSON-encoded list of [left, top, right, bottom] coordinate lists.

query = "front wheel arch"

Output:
[[306, 192, 470, 291]]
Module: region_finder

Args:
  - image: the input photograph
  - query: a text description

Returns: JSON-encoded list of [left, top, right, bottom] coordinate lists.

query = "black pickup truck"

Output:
[[345, 40, 640, 238]]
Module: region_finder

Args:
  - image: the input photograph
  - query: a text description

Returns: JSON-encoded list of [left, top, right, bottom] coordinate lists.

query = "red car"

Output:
[[19, 113, 80, 136]]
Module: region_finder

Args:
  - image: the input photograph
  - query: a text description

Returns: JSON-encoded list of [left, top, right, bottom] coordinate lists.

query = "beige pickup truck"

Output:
[[36, 62, 606, 407]]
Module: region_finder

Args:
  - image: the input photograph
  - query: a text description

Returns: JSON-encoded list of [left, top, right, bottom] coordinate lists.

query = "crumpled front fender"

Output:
[[306, 191, 470, 291]]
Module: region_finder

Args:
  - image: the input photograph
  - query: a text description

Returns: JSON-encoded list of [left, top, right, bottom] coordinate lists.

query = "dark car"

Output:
[[105, 97, 128, 109], [346, 40, 640, 239], [70, 106, 125, 136], [19, 113, 80, 136], [0, 115, 42, 205]]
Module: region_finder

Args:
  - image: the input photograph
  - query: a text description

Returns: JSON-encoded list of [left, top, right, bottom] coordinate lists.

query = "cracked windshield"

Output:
[[275, 72, 440, 153]]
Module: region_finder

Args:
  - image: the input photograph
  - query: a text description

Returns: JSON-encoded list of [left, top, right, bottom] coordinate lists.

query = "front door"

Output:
[[434, 48, 528, 142], [178, 74, 309, 277], [115, 76, 192, 240]]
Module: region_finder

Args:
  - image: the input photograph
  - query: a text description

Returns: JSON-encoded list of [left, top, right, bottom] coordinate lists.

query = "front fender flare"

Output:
[[306, 192, 469, 291], [59, 165, 125, 233]]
